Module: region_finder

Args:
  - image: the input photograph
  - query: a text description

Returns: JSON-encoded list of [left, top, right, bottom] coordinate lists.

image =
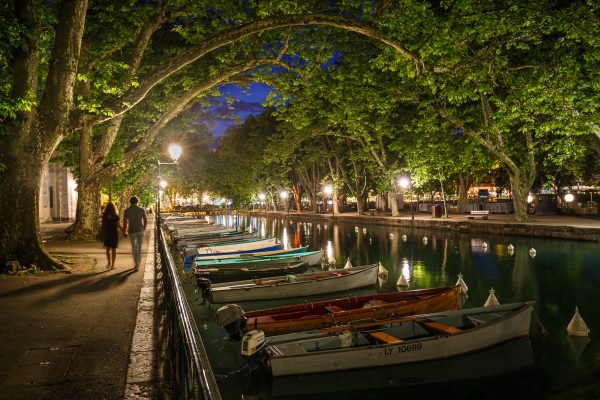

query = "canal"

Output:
[[183, 215, 600, 400]]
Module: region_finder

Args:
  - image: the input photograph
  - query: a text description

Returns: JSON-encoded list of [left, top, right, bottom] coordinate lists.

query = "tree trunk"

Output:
[[67, 124, 102, 240], [357, 196, 367, 215], [458, 174, 470, 212], [389, 190, 400, 216], [510, 173, 531, 222], [333, 189, 340, 215], [0, 149, 60, 271], [68, 181, 101, 240]]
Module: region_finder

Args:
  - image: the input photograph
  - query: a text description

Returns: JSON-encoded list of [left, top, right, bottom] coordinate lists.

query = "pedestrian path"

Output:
[[0, 219, 158, 400]]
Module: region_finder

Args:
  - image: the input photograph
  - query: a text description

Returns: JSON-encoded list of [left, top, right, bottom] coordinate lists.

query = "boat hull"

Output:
[[266, 302, 533, 376], [207, 263, 379, 303], [245, 286, 461, 336]]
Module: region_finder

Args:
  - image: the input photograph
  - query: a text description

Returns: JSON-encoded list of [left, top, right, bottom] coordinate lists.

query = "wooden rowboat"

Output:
[[196, 263, 379, 304], [218, 285, 461, 337], [243, 302, 534, 377], [193, 261, 309, 283]]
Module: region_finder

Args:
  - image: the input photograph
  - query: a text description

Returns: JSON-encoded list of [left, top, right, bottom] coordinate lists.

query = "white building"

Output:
[[39, 162, 78, 222]]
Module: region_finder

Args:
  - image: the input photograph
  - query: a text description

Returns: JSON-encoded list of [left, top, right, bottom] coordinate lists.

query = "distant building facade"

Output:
[[39, 162, 78, 222]]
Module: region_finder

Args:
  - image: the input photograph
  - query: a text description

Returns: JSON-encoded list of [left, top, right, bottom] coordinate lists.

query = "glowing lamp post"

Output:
[[280, 190, 289, 215], [323, 184, 334, 216], [399, 177, 414, 221], [564, 193, 574, 203], [157, 143, 182, 222], [258, 192, 266, 215]]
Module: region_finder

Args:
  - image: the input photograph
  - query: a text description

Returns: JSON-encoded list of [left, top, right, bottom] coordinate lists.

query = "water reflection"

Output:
[[207, 215, 600, 399], [250, 338, 535, 399]]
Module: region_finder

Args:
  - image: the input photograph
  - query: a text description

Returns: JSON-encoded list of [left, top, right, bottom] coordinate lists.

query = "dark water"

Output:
[[183, 215, 600, 400]]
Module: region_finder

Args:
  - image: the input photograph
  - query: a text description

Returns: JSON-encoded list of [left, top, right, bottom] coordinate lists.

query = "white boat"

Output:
[[183, 238, 280, 258], [244, 302, 533, 376], [197, 263, 379, 303], [194, 250, 324, 268]]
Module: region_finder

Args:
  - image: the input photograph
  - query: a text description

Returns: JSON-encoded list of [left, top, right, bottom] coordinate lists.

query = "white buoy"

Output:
[[455, 273, 468, 295], [567, 306, 590, 337], [354, 226, 359, 232], [529, 248, 536, 258], [396, 271, 408, 287], [483, 288, 500, 307], [389, 233, 394, 239], [324, 224, 328, 229], [369, 237, 372, 244], [423, 236, 428, 244], [508, 247, 515, 256], [344, 257, 353, 269], [378, 262, 388, 279], [507, 244, 514, 251], [362, 227, 367, 234], [402, 234, 407, 242], [482, 241, 488, 249]]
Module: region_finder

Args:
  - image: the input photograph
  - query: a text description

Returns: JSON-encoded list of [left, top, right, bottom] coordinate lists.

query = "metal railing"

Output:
[[156, 220, 222, 400]]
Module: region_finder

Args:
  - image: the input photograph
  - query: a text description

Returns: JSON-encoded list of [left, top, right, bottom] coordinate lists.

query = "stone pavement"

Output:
[[0, 218, 162, 400]]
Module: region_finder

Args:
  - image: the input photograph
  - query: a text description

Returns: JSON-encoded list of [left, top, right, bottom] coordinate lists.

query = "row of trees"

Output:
[[1, 0, 599, 270], [174, 1, 600, 220]]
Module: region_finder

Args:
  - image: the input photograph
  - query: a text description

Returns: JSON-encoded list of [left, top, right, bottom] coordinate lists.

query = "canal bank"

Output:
[[244, 210, 600, 241]]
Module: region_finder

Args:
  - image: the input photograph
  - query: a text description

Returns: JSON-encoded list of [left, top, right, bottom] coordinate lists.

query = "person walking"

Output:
[[101, 202, 122, 270], [122, 196, 147, 271]]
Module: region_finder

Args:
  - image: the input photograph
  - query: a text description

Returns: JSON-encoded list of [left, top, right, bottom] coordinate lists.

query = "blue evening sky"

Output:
[[203, 82, 273, 136]]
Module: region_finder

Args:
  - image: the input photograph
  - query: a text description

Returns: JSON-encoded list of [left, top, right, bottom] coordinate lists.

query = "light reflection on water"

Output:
[[183, 215, 600, 400]]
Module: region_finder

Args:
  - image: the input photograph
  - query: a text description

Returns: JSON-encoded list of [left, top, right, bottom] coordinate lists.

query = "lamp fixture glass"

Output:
[[168, 143, 182, 162], [564, 193, 574, 203], [159, 179, 168, 189], [399, 177, 410, 189]]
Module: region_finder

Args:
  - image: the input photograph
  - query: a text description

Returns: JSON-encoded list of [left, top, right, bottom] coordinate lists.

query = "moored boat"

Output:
[[196, 263, 379, 304], [242, 302, 534, 377], [194, 250, 324, 269], [194, 261, 309, 283], [218, 285, 461, 338]]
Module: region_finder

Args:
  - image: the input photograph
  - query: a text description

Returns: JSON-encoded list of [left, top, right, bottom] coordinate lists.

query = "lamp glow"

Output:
[[565, 193, 574, 203], [323, 185, 333, 196], [399, 177, 410, 189], [159, 179, 168, 189], [527, 194, 533, 203], [258, 192, 266, 201], [280, 191, 288, 200], [168, 143, 182, 162]]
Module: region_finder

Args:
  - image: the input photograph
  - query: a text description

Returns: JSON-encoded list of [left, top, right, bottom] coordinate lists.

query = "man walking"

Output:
[[122, 196, 147, 271]]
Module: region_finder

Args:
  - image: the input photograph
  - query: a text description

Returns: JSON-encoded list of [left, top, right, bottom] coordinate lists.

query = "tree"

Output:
[[0, 0, 423, 269]]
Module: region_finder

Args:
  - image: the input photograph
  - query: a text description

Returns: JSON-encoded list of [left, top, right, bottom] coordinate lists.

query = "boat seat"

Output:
[[367, 331, 404, 344], [324, 305, 345, 313], [423, 321, 462, 334]]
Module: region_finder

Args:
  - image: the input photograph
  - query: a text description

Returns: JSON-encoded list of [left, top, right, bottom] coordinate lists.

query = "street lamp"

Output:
[[258, 192, 266, 215], [323, 184, 334, 216], [399, 177, 414, 221], [280, 190, 288, 215], [157, 143, 182, 223]]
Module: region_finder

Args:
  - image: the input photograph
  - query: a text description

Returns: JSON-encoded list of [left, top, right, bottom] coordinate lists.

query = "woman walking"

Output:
[[101, 202, 122, 270]]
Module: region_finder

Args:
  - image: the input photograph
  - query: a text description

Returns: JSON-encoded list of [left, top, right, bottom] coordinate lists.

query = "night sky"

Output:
[[203, 82, 273, 137]]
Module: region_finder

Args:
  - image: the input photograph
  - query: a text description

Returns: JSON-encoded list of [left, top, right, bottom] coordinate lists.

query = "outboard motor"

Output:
[[217, 304, 248, 340], [241, 330, 267, 359], [195, 277, 212, 303]]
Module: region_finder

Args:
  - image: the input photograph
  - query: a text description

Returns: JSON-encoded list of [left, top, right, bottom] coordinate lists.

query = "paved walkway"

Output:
[[0, 211, 597, 400], [0, 219, 160, 400]]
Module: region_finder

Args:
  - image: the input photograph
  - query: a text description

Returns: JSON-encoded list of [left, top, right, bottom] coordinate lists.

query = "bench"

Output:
[[324, 305, 345, 313], [367, 331, 404, 344], [422, 321, 462, 334], [368, 208, 377, 215], [467, 210, 489, 220]]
